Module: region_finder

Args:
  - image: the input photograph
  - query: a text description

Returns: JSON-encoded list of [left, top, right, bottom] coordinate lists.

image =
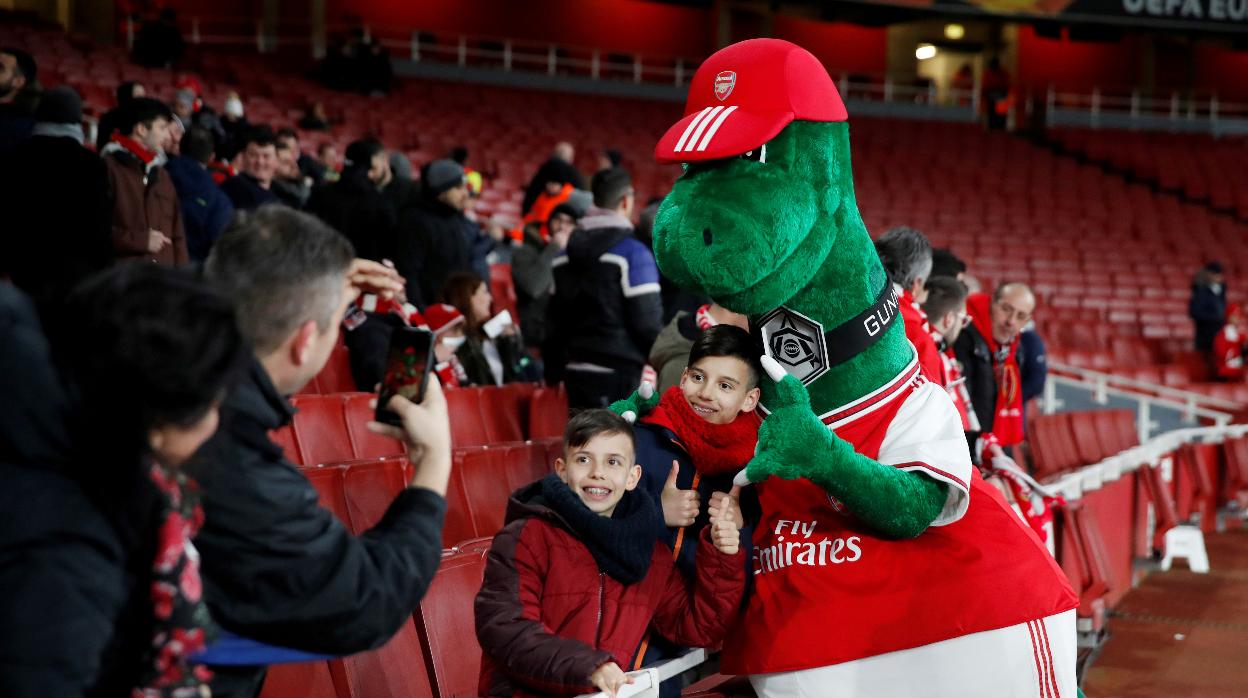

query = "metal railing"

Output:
[[577, 648, 707, 698], [1045, 85, 1248, 136], [1042, 361, 1237, 443]]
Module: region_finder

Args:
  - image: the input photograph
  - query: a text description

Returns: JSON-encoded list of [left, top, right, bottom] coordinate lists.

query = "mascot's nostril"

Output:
[[703, 228, 713, 246]]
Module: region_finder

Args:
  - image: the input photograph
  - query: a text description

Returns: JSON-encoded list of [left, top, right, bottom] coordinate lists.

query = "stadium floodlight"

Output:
[[945, 23, 965, 40], [915, 44, 937, 60]]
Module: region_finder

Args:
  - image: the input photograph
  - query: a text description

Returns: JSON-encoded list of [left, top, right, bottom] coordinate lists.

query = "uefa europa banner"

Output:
[[851, 0, 1248, 31]]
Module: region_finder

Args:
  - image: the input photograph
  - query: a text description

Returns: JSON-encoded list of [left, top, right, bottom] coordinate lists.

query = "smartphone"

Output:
[[375, 327, 435, 427]]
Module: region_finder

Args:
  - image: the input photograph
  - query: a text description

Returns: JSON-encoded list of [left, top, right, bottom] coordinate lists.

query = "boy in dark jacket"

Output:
[[475, 410, 745, 698]]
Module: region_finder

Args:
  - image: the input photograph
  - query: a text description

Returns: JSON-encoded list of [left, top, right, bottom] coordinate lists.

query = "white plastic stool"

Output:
[[1160, 524, 1210, 573]]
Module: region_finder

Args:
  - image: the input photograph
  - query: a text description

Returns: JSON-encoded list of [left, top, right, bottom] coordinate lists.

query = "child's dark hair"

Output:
[[687, 325, 763, 388], [564, 409, 635, 454]]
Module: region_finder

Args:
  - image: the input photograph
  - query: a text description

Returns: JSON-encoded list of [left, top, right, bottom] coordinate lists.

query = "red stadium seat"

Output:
[[446, 387, 489, 448], [528, 385, 568, 440], [1139, 462, 1180, 552], [257, 661, 341, 698], [479, 384, 527, 445], [1056, 501, 1112, 633], [342, 392, 406, 460], [270, 425, 303, 465], [442, 461, 480, 548], [301, 465, 352, 528], [291, 395, 355, 466], [489, 263, 520, 327], [317, 344, 356, 394], [334, 620, 435, 698], [416, 546, 490, 698], [457, 446, 512, 538], [1068, 412, 1106, 465], [342, 458, 410, 533]]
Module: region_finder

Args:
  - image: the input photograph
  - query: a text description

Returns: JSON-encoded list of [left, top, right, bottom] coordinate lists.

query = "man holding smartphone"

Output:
[[191, 205, 452, 696]]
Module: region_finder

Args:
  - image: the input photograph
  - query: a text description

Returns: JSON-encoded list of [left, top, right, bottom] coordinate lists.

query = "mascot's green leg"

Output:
[[745, 358, 945, 539]]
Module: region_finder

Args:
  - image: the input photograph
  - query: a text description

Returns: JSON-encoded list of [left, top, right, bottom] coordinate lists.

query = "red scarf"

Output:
[[110, 132, 159, 165], [642, 386, 760, 475], [966, 292, 1024, 445]]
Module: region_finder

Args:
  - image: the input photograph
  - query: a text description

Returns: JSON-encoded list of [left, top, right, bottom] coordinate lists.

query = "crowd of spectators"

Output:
[[0, 37, 1198, 698]]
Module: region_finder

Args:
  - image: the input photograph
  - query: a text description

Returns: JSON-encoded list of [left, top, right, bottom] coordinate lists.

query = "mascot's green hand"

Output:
[[737, 356, 836, 486], [734, 356, 947, 539], [609, 381, 660, 424]]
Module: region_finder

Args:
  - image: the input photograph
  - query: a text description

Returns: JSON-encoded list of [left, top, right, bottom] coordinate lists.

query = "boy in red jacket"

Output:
[[475, 410, 745, 698], [1214, 304, 1247, 381]]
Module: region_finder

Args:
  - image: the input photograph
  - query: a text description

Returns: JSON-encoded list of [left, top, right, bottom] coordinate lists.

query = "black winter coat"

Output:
[[953, 323, 1000, 456], [1189, 282, 1227, 352], [0, 135, 112, 324], [186, 359, 447, 695], [307, 172, 398, 262], [0, 283, 143, 698], [395, 198, 478, 308]]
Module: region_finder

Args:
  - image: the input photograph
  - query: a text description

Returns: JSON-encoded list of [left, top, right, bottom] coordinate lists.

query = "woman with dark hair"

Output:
[[442, 272, 526, 386], [0, 264, 248, 697]]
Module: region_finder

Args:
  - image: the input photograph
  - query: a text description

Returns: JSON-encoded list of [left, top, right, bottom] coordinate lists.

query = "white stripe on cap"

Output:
[[673, 107, 714, 153], [695, 105, 738, 152], [681, 106, 723, 152]]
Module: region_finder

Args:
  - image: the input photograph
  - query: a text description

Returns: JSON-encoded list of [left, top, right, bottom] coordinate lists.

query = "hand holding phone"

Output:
[[375, 327, 435, 427], [482, 309, 513, 339]]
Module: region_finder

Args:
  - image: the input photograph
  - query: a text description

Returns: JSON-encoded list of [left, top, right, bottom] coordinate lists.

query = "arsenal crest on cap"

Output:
[[713, 70, 736, 101]]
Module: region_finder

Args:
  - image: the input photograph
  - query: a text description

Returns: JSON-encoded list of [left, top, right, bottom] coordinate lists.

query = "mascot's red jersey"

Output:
[[722, 359, 1077, 674]]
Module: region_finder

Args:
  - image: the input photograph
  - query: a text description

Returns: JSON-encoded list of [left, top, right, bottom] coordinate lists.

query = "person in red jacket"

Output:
[[1214, 303, 1247, 381], [874, 226, 942, 382], [475, 409, 745, 698]]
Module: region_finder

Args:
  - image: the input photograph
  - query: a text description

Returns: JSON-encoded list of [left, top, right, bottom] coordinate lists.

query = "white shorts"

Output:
[[750, 609, 1076, 698]]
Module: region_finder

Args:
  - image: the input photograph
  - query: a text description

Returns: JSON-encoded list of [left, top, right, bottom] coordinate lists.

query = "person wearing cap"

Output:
[[0, 86, 112, 323], [424, 302, 470, 389], [101, 97, 188, 266], [166, 125, 235, 263], [545, 166, 662, 408], [0, 47, 37, 149], [395, 158, 482, 309], [512, 194, 589, 356], [1190, 261, 1228, 354], [308, 138, 399, 264], [644, 38, 1076, 696]]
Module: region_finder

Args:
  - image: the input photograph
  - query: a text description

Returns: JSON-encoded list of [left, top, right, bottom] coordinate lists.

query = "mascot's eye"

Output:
[[739, 144, 767, 164]]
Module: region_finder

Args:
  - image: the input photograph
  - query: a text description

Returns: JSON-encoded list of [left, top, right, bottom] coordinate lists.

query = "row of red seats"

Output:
[[273, 384, 569, 466], [260, 457, 491, 698], [1028, 409, 1139, 479]]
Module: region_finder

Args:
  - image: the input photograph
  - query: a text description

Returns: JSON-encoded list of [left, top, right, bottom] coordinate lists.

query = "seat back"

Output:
[[416, 547, 490, 698], [479, 384, 526, 445], [342, 392, 406, 460], [1140, 462, 1180, 547], [489, 263, 519, 327], [442, 460, 479, 548], [528, 385, 568, 440], [446, 387, 489, 448], [291, 395, 355, 466], [257, 661, 342, 698], [342, 458, 410, 533], [270, 425, 304, 466], [317, 343, 357, 393], [334, 619, 435, 698], [1068, 411, 1105, 465], [458, 446, 513, 539], [301, 465, 352, 529]]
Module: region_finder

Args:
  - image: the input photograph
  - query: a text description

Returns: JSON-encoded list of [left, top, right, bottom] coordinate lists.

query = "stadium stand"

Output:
[[8, 10, 1248, 698]]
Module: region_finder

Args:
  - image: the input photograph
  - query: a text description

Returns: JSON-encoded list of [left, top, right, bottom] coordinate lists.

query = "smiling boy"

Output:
[[475, 410, 745, 698], [634, 325, 763, 575]]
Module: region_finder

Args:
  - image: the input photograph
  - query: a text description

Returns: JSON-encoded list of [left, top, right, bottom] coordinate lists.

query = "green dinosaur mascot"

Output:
[[631, 39, 1081, 696]]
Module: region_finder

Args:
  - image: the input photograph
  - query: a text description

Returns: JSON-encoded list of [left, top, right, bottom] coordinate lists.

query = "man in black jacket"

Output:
[[395, 158, 484, 307], [544, 167, 663, 408], [1189, 261, 1227, 353], [955, 282, 1035, 461], [192, 207, 452, 697], [307, 138, 398, 263]]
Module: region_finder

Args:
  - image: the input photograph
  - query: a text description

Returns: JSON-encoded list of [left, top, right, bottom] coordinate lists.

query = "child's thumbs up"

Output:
[[664, 461, 680, 490], [710, 494, 740, 555], [660, 460, 699, 528]]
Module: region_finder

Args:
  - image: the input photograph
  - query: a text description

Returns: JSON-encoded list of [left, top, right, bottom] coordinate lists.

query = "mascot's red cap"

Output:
[[655, 38, 847, 164]]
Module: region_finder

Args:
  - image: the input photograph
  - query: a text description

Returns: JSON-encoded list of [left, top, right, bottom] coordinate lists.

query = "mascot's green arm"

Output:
[[608, 382, 660, 423], [745, 360, 946, 539]]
